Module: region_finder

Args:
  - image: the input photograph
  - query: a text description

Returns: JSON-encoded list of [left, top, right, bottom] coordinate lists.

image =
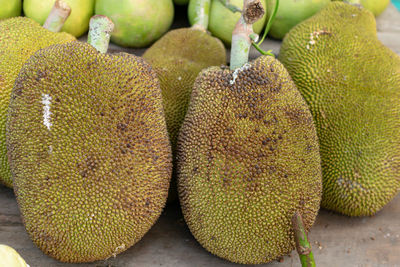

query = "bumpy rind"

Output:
[[0, 17, 75, 188], [177, 56, 322, 264], [279, 2, 400, 216], [143, 28, 226, 151], [7, 42, 172, 263], [143, 28, 226, 202]]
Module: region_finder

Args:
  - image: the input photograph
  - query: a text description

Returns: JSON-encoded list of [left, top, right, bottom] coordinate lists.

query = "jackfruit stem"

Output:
[[87, 15, 114, 54], [292, 212, 316, 267], [43, 0, 71, 33], [230, 0, 265, 70], [191, 0, 211, 31]]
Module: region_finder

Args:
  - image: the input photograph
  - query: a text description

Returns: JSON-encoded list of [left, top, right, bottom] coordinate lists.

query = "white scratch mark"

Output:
[[230, 63, 251, 85], [307, 30, 331, 49], [41, 94, 52, 130]]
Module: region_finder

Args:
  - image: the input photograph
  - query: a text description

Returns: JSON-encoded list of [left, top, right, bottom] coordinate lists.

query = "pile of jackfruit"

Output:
[[0, 0, 399, 265]]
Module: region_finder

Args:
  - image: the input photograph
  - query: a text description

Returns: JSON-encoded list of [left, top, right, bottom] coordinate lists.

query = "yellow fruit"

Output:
[[7, 42, 172, 262], [177, 56, 322, 264], [279, 2, 400, 216], [0, 17, 75, 188], [0, 0, 21, 19], [0, 244, 28, 267], [23, 0, 95, 37]]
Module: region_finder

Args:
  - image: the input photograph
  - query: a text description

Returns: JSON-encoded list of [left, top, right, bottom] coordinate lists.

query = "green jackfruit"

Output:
[[7, 42, 172, 262], [177, 56, 322, 264], [143, 28, 226, 151], [143, 28, 226, 202], [0, 17, 75, 188], [278, 2, 400, 216]]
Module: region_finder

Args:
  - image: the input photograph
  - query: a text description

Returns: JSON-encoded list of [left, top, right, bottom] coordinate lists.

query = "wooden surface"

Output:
[[1, 4, 400, 267]]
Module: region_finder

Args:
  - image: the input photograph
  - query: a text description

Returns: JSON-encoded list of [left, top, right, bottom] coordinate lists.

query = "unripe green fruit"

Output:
[[0, 0, 21, 19], [267, 0, 330, 40], [95, 0, 174, 48], [23, 0, 95, 37]]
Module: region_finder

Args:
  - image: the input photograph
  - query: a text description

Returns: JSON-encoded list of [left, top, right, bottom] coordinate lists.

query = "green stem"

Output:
[[292, 212, 316, 267], [230, 0, 265, 70], [217, 0, 242, 13], [43, 0, 71, 32], [87, 15, 114, 54], [230, 16, 251, 70], [252, 0, 279, 55], [190, 0, 211, 31]]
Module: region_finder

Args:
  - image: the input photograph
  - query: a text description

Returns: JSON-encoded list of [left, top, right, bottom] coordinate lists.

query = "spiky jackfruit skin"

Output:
[[143, 28, 226, 202], [278, 2, 400, 216], [7, 42, 172, 263], [143, 28, 226, 151], [0, 17, 75, 188], [177, 56, 322, 264]]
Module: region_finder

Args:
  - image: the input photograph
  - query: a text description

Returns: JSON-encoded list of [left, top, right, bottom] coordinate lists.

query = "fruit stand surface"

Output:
[[1, 4, 400, 267]]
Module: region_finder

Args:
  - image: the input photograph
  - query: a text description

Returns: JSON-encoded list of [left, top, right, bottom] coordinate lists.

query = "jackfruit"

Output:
[[143, 28, 226, 151], [177, 56, 322, 264], [7, 41, 172, 262], [278, 2, 400, 216], [143, 28, 226, 202], [0, 17, 75, 188]]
